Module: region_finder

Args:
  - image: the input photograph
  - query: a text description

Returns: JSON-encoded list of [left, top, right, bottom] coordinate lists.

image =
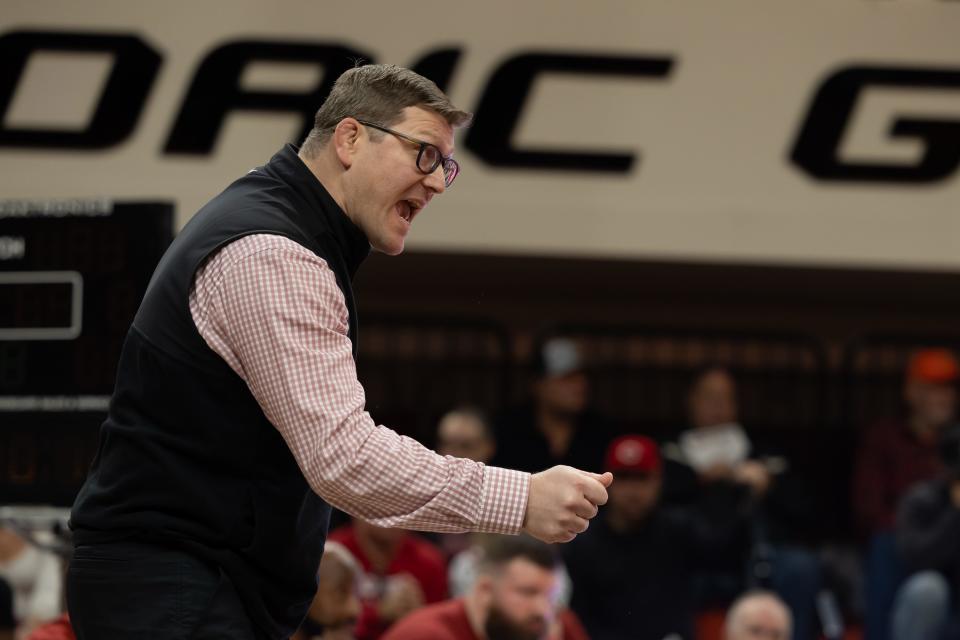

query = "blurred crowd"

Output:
[[4, 339, 960, 640]]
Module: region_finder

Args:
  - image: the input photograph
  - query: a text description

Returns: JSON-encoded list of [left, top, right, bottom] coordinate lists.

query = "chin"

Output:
[[375, 242, 405, 256], [373, 233, 406, 256]]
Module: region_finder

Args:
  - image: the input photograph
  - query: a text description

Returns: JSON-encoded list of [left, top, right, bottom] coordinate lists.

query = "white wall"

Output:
[[1, 0, 959, 270]]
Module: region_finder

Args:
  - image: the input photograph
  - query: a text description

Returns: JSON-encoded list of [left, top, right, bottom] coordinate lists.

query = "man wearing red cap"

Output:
[[853, 348, 960, 640], [562, 435, 749, 640]]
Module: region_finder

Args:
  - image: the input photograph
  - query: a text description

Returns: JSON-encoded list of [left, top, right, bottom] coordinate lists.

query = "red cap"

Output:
[[907, 349, 960, 384], [604, 435, 662, 475]]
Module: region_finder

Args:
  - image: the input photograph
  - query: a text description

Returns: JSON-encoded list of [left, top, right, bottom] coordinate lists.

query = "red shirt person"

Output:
[[327, 519, 448, 639], [852, 348, 960, 640], [382, 535, 589, 640], [853, 348, 960, 535]]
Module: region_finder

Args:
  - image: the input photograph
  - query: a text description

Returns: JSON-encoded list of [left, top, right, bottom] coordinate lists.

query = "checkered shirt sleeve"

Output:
[[188, 234, 528, 534]]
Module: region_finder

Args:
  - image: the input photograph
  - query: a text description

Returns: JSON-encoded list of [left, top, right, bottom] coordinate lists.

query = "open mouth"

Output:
[[395, 199, 422, 225]]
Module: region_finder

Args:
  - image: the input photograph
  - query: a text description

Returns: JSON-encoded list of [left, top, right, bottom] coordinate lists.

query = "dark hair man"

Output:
[[382, 535, 588, 640]]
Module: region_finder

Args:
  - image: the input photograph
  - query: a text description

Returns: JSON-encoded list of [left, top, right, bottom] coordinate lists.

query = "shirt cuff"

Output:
[[477, 465, 530, 535]]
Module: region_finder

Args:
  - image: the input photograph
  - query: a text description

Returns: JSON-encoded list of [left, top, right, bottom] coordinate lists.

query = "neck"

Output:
[[537, 405, 576, 434], [910, 415, 939, 442], [605, 509, 648, 535], [297, 147, 350, 220], [356, 535, 402, 574], [462, 592, 488, 639], [536, 406, 576, 458]]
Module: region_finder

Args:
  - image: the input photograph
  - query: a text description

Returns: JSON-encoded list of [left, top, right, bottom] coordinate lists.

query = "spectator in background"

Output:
[[564, 435, 750, 640], [381, 534, 588, 640], [493, 338, 615, 475], [294, 541, 363, 640], [434, 408, 498, 560], [662, 366, 821, 640], [447, 534, 574, 613], [327, 517, 448, 639], [853, 348, 959, 640], [724, 591, 792, 640], [889, 424, 960, 640], [436, 407, 496, 465], [0, 528, 62, 639]]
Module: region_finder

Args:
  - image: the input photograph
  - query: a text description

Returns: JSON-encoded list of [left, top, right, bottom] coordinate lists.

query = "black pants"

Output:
[[67, 541, 264, 639]]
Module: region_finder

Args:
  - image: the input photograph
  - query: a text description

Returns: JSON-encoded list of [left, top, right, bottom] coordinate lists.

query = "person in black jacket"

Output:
[[563, 435, 750, 640], [493, 338, 616, 475], [890, 425, 960, 640], [661, 366, 821, 640]]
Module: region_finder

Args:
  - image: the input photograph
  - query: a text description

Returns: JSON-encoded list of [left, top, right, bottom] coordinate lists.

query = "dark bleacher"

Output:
[[356, 315, 960, 542], [356, 314, 513, 447]]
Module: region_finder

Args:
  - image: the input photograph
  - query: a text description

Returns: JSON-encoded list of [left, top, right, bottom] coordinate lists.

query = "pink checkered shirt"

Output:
[[188, 233, 528, 534]]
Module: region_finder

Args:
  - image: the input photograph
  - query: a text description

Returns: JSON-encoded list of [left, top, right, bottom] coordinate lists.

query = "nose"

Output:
[[423, 165, 446, 195]]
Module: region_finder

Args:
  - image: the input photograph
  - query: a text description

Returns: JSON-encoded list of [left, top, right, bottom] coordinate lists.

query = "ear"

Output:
[[332, 117, 363, 169]]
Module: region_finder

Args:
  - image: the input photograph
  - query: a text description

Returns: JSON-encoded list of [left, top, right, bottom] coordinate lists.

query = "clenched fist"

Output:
[[522, 465, 613, 543]]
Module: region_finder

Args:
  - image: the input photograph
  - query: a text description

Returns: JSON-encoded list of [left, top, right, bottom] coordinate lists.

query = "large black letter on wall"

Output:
[[164, 41, 372, 155], [0, 31, 161, 149], [466, 52, 673, 172], [410, 48, 463, 95], [791, 66, 960, 183]]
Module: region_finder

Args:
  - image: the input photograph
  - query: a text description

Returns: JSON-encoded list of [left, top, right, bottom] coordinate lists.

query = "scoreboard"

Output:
[[0, 200, 174, 505]]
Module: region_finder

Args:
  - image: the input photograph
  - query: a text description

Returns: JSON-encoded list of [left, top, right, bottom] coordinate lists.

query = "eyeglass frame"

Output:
[[354, 119, 460, 188]]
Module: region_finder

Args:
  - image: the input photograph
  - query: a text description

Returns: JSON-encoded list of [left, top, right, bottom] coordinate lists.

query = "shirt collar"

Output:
[[265, 144, 371, 278]]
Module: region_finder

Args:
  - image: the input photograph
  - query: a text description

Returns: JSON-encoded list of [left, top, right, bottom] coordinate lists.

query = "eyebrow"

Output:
[[407, 127, 454, 157]]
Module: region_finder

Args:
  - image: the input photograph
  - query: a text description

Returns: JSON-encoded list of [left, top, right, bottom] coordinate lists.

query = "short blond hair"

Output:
[[301, 64, 472, 156]]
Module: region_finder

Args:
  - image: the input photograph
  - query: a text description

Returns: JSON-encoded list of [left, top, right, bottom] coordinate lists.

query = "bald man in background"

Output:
[[294, 542, 362, 640], [724, 591, 792, 640]]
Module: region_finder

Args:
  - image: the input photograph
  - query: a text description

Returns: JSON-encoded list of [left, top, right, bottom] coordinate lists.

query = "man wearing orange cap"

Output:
[[853, 348, 960, 640], [562, 435, 749, 640]]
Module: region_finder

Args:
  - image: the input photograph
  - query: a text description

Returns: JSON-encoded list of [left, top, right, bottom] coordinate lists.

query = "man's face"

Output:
[[436, 414, 494, 463], [344, 105, 452, 255], [689, 369, 738, 429], [905, 380, 957, 431], [305, 581, 360, 640], [536, 371, 589, 416], [608, 472, 661, 526], [484, 558, 557, 640]]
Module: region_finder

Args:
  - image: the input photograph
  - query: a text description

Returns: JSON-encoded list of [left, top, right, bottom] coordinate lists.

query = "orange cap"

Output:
[[907, 348, 960, 384]]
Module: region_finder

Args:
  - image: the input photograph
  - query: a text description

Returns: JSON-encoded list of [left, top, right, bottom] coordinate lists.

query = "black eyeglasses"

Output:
[[355, 119, 460, 188]]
